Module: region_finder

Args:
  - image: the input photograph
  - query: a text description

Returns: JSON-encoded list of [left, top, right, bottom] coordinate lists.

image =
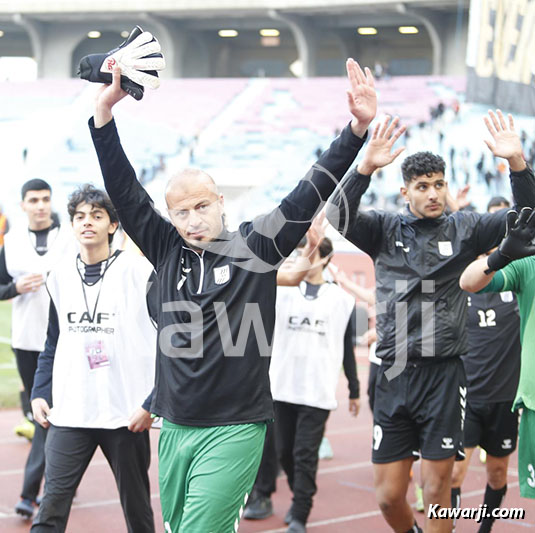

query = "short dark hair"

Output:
[[318, 237, 333, 259], [296, 236, 333, 268], [401, 152, 446, 184], [318, 237, 333, 269], [21, 179, 51, 200], [67, 184, 118, 243], [487, 196, 510, 211]]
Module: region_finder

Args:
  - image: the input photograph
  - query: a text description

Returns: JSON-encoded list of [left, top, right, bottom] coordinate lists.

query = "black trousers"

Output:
[[274, 401, 330, 524], [31, 425, 154, 533], [14, 348, 46, 501], [251, 421, 278, 497]]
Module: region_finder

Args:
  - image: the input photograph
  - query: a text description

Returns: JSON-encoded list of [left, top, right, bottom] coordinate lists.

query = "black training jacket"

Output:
[[90, 118, 365, 426], [327, 167, 535, 365]]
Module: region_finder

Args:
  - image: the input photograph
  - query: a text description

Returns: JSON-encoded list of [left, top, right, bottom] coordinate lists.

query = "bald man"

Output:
[[90, 62, 376, 533]]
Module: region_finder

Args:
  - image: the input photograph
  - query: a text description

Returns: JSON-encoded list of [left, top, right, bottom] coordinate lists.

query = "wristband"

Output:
[[484, 248, 511, 274]]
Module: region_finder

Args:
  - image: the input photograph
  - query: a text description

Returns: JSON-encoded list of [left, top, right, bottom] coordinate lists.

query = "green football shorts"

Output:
[[158, 420, 266, 532], [518, 407, 535, 498]]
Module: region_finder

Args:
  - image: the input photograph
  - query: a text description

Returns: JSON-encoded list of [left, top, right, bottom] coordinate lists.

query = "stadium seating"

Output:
[[3, 74, 530, 230]]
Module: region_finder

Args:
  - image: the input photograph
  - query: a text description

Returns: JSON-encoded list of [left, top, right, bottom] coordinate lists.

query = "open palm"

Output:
[[484, 110, 522, 159], [361, 116, 406, 172], [346, 59, 377, 133]]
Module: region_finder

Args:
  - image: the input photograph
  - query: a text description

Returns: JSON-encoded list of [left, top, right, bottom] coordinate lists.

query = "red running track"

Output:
[[1, 356, 534, 532]]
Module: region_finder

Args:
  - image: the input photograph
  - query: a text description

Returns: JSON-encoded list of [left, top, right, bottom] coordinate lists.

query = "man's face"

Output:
[[71, 202, 117, 248], [400, 172, 447, 219], [21, 189, 52, 229], [166, 181, 224, 249]]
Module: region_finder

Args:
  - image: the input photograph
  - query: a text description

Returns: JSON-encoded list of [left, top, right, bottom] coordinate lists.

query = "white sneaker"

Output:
[[318, 436, 333, 460]]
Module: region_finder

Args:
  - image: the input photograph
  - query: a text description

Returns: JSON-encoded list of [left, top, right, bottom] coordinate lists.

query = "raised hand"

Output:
[[94, 67, 129, 128], [483, 110, 525, 171], [346, 59, 377, 138], [456, 185, 471, 209], [486, 207, 535, 272], [500, 208, 535, 259], [304, 210, 327, 253], [358, 115, 406, 175]]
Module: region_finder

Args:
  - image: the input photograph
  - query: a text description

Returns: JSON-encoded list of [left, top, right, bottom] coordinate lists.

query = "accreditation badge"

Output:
[[85, 339, 110, 370]]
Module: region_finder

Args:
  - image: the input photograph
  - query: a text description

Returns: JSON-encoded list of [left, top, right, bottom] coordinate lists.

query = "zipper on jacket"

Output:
[[183, 246, 205, 294]]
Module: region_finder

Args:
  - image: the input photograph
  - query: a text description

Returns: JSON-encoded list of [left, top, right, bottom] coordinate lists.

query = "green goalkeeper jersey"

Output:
[[481, 256, 535, 411]]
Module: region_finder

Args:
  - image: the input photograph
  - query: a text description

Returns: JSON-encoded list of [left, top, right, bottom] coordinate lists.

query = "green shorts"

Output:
[[158, 420, 266, 533], [518, 408, 535, 498]]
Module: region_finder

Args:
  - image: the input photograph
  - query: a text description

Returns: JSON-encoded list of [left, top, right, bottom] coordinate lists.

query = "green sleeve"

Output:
[[478, 270, 505, 294], [479, 258, 528, 294]]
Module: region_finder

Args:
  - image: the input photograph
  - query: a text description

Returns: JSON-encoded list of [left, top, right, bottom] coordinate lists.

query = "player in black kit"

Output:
[[451, 197, 521, 533], [326, 111, 534, 533]]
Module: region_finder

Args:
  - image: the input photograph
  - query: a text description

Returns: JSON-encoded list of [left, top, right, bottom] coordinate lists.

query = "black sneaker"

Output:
[[286, 519, 307, 533], [243, 495, 273, 520], [15, 498, 35, 519]]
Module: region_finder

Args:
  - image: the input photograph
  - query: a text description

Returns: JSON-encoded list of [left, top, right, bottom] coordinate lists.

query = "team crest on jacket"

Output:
[[500, 291, 513, 303], [214, 265, 230, 285], [438, 241, 453, 256]]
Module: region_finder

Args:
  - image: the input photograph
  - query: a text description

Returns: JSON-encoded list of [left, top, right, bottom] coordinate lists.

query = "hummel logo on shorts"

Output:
[[441, 437, 454, 449]]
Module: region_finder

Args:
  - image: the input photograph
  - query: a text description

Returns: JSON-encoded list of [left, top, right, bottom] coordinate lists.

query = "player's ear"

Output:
[[400, 186, 408, 202], [108, 221, 119, 236]]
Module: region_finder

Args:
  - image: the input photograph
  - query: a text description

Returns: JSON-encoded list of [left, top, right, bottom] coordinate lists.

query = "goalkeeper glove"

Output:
[[78, 26, 165, 100], [485, 207, 535, 273]]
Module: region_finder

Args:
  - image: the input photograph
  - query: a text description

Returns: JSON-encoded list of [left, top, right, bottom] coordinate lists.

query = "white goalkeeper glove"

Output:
[[78, 26, 165, 100]]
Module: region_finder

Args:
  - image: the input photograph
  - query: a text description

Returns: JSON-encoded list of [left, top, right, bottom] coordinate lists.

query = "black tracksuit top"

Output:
[[327, 167, 535, 364], [90, 118, 365, 426]]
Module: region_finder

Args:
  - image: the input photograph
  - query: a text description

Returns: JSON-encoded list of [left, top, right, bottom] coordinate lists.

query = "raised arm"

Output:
[[462, 110, 535, 254], [459, 256, 498, 293], [484, 110, 535, 207], [328, 264, 376, 306], [461, 208, 535, 292], [276, 212, 326, 286], [244, 59, 377, 265], [326, 115, 406, 255], [90, 67, 178, 267], [446, 185, 471, 213]]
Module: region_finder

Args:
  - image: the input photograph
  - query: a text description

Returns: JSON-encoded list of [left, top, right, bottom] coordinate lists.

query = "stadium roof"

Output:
[[0, 0, 468, 18]]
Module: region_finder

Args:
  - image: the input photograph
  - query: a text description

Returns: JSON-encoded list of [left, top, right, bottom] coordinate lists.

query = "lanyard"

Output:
[[76, 252, 116, 324]]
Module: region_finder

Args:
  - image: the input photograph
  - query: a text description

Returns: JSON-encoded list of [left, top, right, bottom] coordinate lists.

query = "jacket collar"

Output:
[[402, 204, 446, 225]]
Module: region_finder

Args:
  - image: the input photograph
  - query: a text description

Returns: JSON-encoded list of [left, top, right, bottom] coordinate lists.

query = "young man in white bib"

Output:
[[0, 179, 75, 518], [269, 237, 360, 533], [30, 184, 156, 533]]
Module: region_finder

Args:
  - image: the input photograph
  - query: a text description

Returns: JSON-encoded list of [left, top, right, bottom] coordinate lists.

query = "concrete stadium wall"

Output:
[[0, 3, 469, 78]]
